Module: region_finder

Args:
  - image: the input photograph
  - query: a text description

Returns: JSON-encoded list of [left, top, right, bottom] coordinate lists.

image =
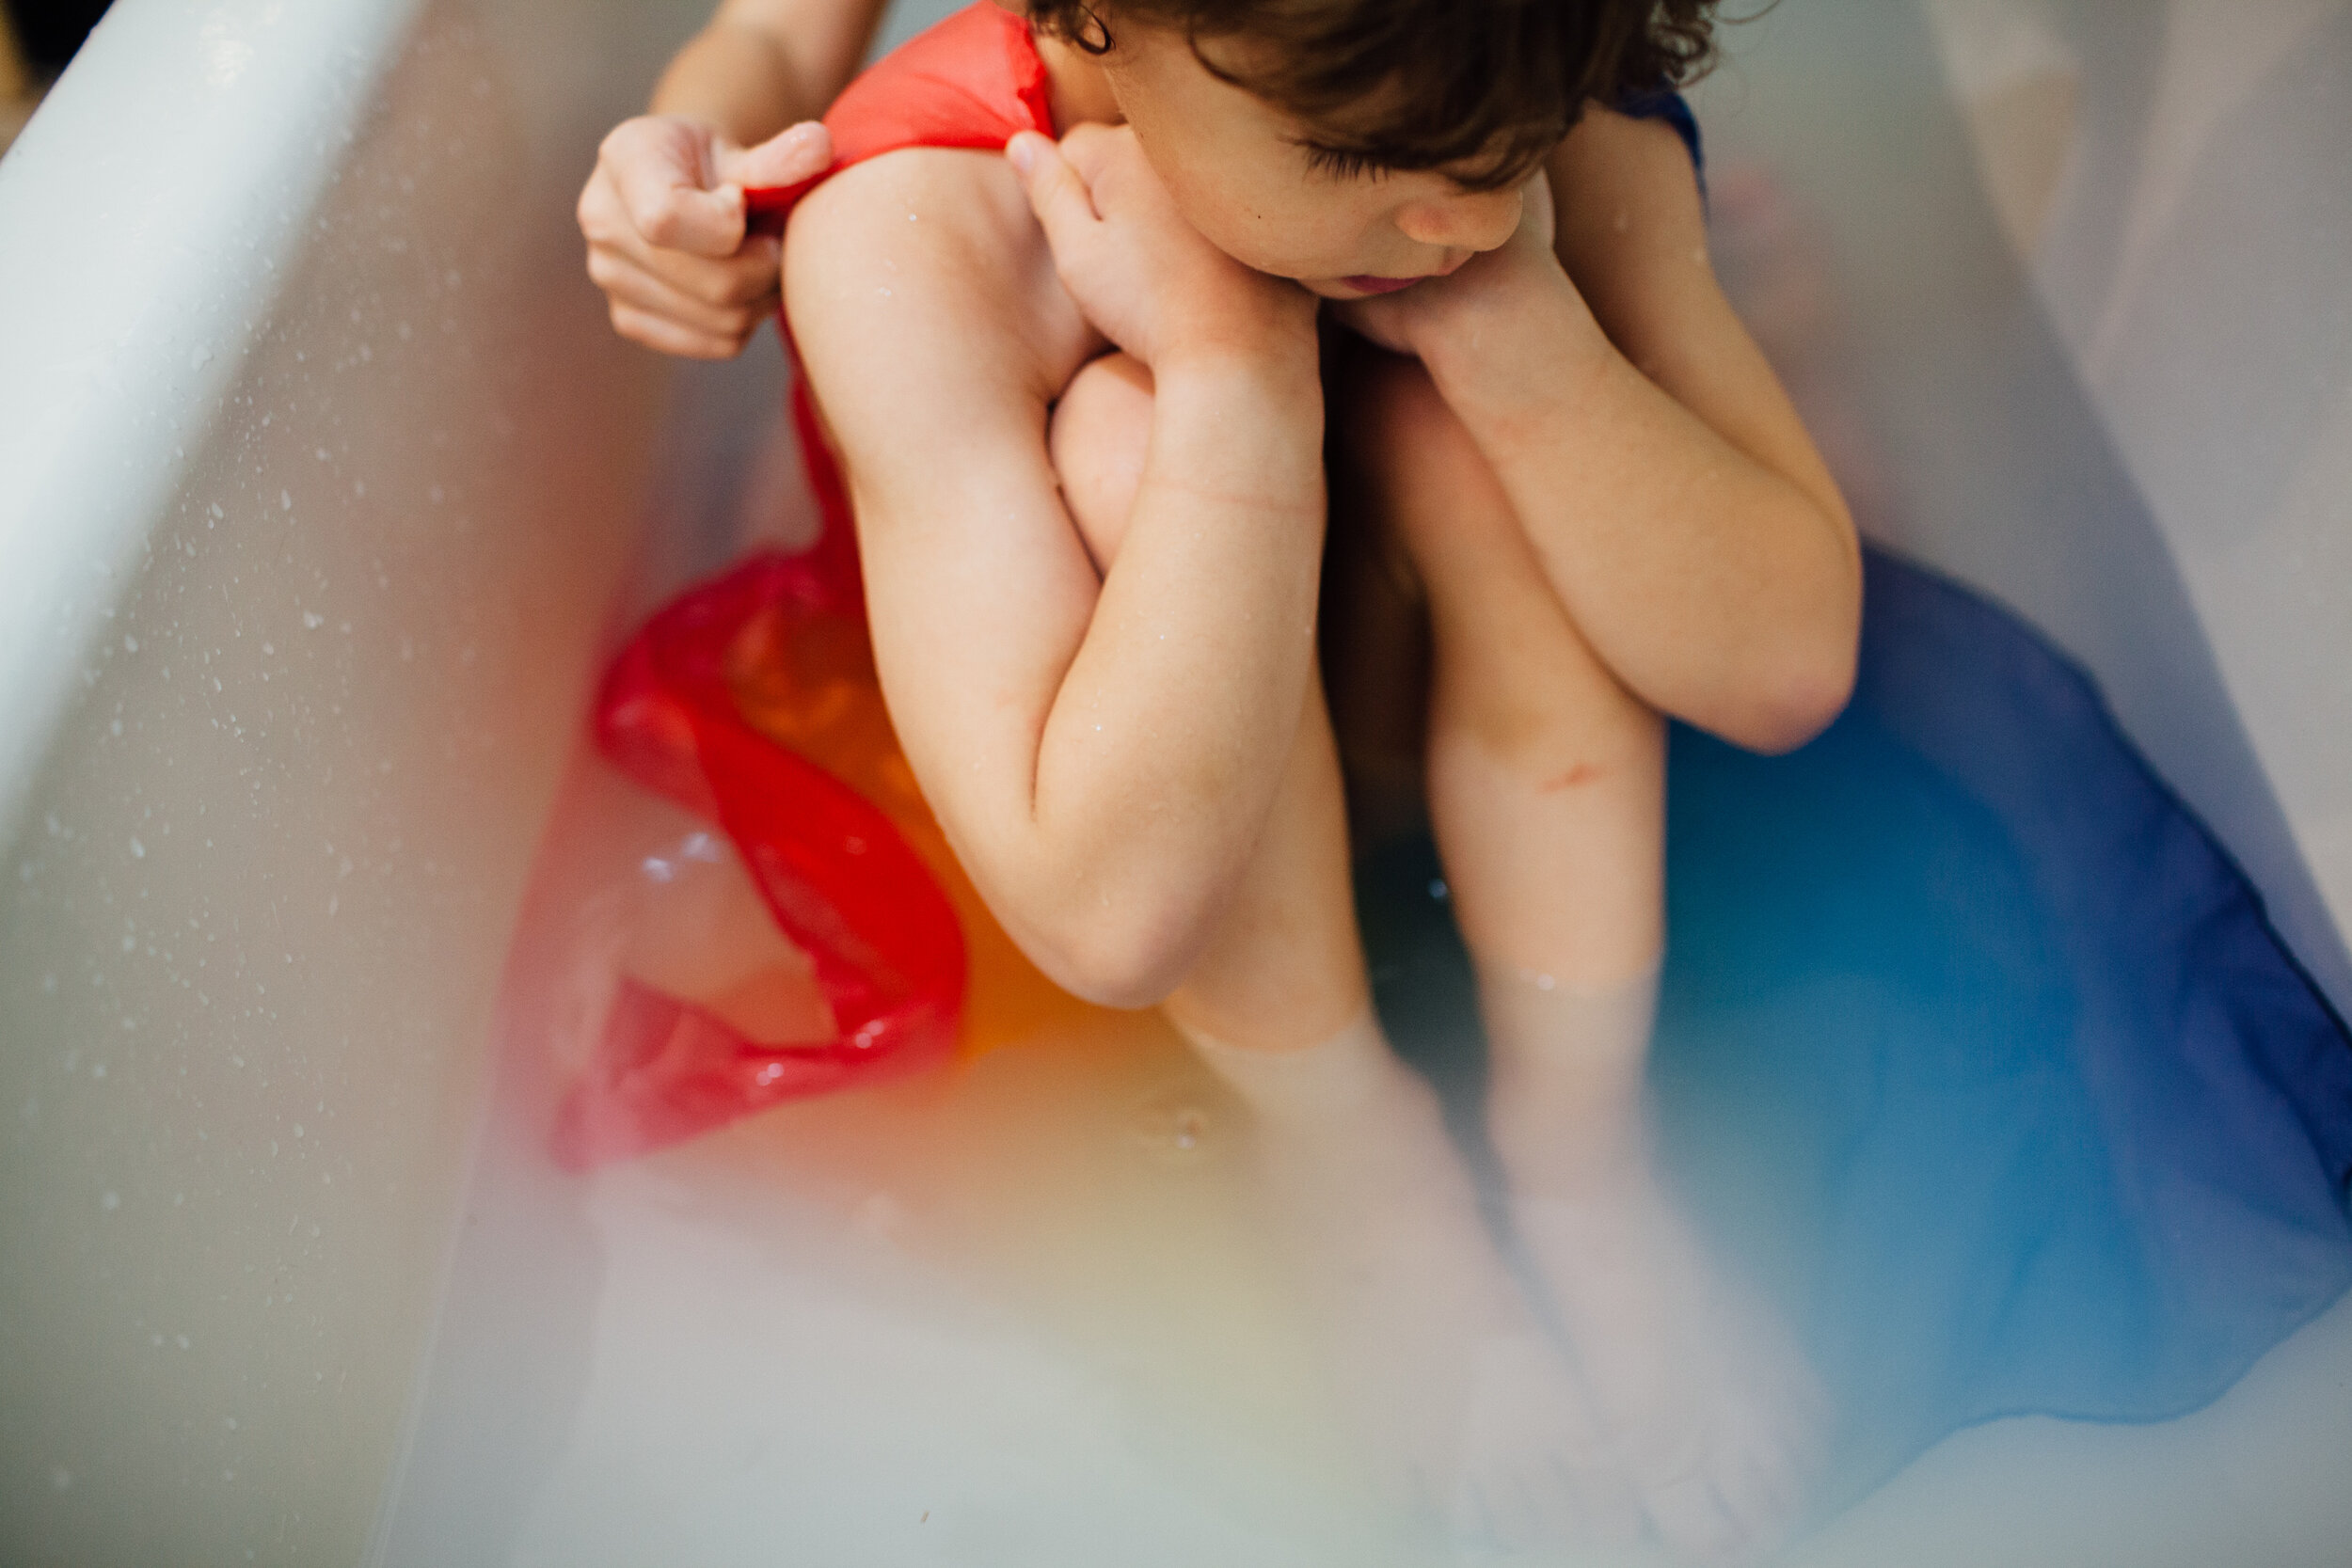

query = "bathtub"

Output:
[[2, 1, 2346, 1563]]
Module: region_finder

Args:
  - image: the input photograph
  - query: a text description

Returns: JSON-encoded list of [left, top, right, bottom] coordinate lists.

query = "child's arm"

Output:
[[579, 0, 888, 359], [1343, 108, 1862, 754], [784, 130, 1328, 1006], [648, 0, 885, 145]]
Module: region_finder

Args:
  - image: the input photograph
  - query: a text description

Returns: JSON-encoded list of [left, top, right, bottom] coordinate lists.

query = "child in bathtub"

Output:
[[597, 0, 1860, 1554]]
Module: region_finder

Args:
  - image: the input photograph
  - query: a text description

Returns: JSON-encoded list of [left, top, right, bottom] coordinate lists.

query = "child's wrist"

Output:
[[1155, 331, 1322, 404], [1421, 275, 1613, 440], [1147, 353, 1327, 512]]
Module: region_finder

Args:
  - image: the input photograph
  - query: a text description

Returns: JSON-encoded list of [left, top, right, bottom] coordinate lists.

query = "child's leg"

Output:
[[1050, 354, 1637, 1548], [1338, 345, 1824, 1560], [1343, 352, 1666, 1175]]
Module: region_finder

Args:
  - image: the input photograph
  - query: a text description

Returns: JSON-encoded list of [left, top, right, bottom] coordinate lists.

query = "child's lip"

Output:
[[1342, 275, 1423, 295]]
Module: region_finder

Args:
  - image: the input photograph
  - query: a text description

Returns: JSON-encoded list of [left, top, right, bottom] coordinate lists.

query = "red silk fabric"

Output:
[[742, 2, 1052, 231], [553, 550, 965, 1169]]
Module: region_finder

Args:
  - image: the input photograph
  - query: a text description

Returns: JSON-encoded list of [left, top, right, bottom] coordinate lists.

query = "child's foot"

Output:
[[1484, 970, 1827, 1562], [1190, 1017, 1644, 1551], [1512, 1176, 1825, 1562]]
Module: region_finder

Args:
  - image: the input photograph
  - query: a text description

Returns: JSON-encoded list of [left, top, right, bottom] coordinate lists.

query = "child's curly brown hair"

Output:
[[1025, 0, 1720, 190]]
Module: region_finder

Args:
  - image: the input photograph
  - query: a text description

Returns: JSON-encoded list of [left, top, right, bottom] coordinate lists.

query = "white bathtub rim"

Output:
[[0, 0, 426, 845]]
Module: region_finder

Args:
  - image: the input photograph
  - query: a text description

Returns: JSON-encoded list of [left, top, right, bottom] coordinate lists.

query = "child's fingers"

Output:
[[1007, 130, 1102, 253], [607, 299, 748, 361], [588, 246, 772, 341], [1053, 121, 1125, 190], [602, 120, 747, 258]]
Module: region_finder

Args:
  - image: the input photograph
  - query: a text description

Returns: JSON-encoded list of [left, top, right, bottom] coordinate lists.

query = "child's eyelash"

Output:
[[1300, 145, 1387, 182]]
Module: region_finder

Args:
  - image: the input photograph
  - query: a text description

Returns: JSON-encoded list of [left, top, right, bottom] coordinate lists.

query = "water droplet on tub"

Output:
[[102, 1192, 120, 1212], [130, 838, 145, 859], [1131, 1091, 1216, 1164]]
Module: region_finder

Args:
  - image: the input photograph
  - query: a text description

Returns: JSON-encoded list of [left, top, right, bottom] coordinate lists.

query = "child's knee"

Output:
[[1048, 351, 1153, 572]]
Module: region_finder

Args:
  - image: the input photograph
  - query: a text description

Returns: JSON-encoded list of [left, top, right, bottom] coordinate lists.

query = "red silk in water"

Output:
[[550, 536, 965, 1170]]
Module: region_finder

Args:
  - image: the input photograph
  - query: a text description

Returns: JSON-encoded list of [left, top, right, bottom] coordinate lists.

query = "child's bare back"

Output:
[[781, 1, 1860, 1556]]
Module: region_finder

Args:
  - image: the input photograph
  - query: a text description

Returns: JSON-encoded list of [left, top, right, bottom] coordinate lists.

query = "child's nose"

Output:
[[1393, 185, 1524, 253]]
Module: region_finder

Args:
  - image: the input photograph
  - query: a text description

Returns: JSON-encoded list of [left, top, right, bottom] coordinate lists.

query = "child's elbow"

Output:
[[1733, 627, 1858, 755], [1016, 899, 1202, 1012]]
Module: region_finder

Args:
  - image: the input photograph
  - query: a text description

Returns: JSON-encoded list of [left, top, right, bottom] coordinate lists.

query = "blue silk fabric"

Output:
[[1357, 548, 2352, 1512]]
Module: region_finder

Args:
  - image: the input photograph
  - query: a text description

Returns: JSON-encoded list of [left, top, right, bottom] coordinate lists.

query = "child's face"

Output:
[[1097, 23, 1542, 298]]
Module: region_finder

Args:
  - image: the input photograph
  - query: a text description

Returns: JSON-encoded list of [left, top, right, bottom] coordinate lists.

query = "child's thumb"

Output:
[[725, 121, 834, 193]]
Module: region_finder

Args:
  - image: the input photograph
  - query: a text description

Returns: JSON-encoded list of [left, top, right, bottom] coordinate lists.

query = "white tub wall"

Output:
[[1692, 0, 2352, 1018], [0, 0, 716, 1563], [2007, 0, 2352, 1006]]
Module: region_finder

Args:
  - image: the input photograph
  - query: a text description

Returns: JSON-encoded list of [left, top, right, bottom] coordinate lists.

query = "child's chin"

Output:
[[1301, 276, 1389, 300]]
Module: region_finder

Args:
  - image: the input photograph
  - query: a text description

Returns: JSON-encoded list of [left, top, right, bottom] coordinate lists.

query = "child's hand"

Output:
[[1332, 171, 1595, 379], [1008, 126, 1318, 374], [578, 117, 833, 359]]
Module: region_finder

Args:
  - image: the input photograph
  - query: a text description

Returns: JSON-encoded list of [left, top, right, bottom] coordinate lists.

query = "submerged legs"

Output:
[[1336, 342, 1826, 1560], [1054, 351, 1634, 1549]]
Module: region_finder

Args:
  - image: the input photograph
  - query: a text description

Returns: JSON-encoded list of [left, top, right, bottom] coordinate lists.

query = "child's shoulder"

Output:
[[783, 149, 1094, 432], [1552, 100, 1708, 238], [1545, 102, 1716, 340]]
